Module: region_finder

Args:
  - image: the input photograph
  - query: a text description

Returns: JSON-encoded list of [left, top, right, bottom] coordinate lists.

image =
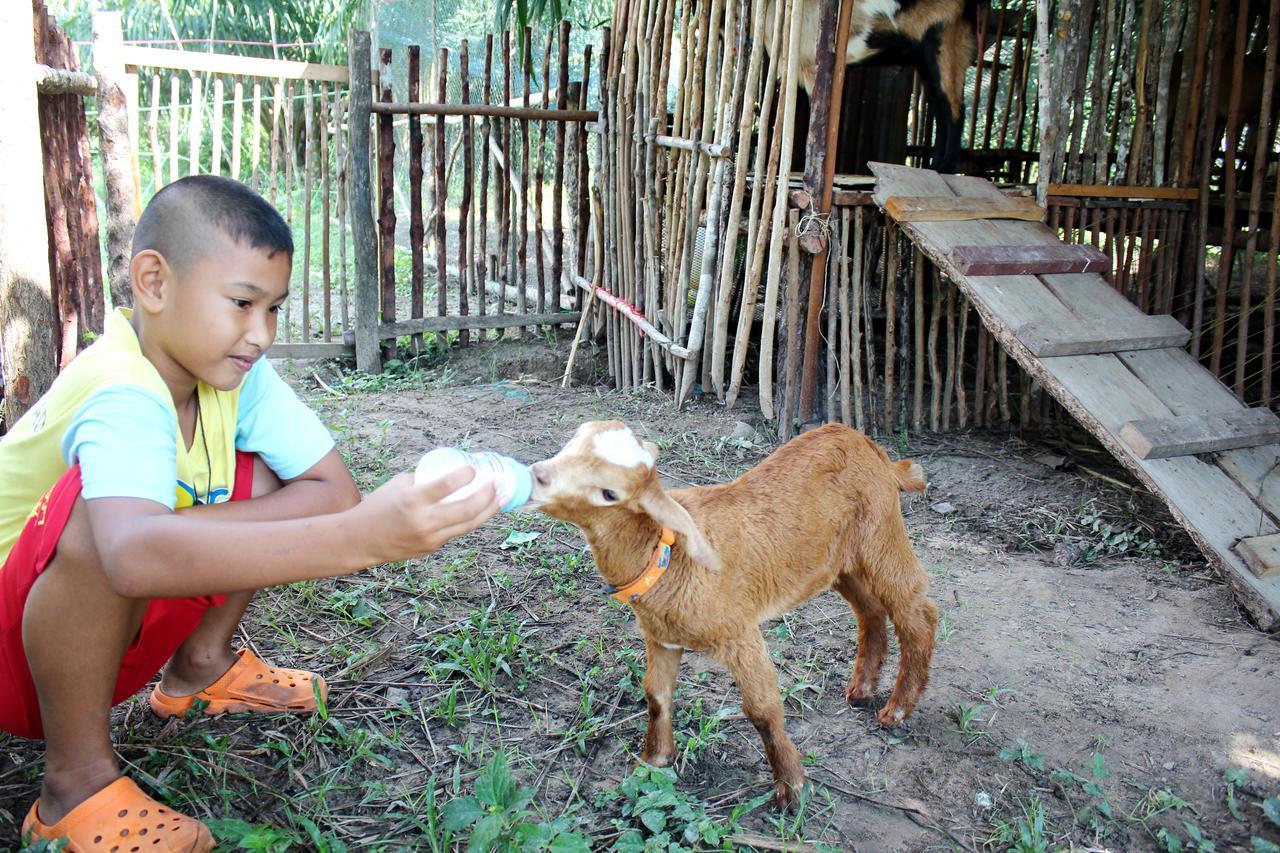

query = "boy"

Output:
[[0, 175, 500, 850]]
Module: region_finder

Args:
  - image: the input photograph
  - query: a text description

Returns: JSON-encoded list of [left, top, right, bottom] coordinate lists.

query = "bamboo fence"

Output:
[[587, 0, 1280, 435]]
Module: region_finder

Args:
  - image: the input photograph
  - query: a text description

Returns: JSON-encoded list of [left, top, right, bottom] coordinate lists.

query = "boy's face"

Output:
[[144, 234, 291, 393]]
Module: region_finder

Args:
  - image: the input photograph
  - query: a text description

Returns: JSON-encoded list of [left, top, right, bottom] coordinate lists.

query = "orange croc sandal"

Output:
[[148, 648, 327, 719], [21, 776, 214, 852]]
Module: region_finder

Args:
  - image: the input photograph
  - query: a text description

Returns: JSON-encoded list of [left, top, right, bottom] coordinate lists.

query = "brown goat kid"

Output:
[[529, 421, 938, 809]]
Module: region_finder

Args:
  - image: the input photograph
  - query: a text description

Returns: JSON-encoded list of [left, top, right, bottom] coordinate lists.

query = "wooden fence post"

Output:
[[348, 30, 381, 373], [0, 2, 57, 425], [92, 11, 136, 309]]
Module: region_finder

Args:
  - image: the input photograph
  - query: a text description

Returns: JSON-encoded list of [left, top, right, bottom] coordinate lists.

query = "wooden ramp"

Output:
[[870, 163, 1280, 631]]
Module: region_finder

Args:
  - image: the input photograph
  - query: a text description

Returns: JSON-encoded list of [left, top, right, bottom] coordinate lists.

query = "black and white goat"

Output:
[[767, 0, 979, 173]]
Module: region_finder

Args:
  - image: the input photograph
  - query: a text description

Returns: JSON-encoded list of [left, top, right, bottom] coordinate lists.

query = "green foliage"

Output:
[[596, 765, 761, 852], [426, 610, 532, 692], [999, 738, 1045, 771], [443, 752, 589, 853], [990, 795, 1054, 853]]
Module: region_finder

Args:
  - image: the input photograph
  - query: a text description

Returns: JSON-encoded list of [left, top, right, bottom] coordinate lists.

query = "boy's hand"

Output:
[[354, 466, 502, 565]]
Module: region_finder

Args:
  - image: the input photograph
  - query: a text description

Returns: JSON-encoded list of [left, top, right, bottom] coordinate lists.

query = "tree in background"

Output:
[[49, 0, 373, 62]]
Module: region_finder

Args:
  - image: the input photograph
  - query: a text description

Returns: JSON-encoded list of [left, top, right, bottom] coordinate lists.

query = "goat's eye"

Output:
[[601, 488, 618, 502]]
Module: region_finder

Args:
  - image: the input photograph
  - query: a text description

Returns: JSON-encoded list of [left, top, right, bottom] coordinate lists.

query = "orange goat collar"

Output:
[[607, 528, 675, 604]]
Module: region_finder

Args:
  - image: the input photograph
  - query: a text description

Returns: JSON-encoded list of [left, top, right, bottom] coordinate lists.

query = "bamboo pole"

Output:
[[436, 47, 450, 350], [838, 210, 852, 425], [231, 77, 244, 179], [188, 73, 204, 176], [726, 0, 787, 408], [536, 27, 553, 321], [1234, 0, 1279, 395], [553, 20, 571, 314], [148, 74, 162, 193], [320, 82, 331, 341], [302, 80, 314, 342], [942, 276, 955, 431], [759, 0, 804, 421], [851, 207, 864, 430], [1265, 141, 1280, 405], [884, 223, 898, 434], [779, 208, 803, 439], [678, 0, 742, 407], [913, 250, 924, 432], [348, 30, 379, 372], [409, 46, 425, 354], [169, 74, 181, 184], [250, 79, 262, 187], [335, 92, 349, 333], [282, 78, 295, 339], [928, 268, 942, 431], [708, 0, 764, 399], [517, 27, 532, 334], [460, 40, 474, 347], [268, 78, 281, 202], [862, 216, 879, 432], [375, 53, 395, 358], [211, 75, 224, 175], [479, 34, 493, 325], [798, 0, 854, 420], [500, 31, 512, 325], [1210, 1, 1249, 377]]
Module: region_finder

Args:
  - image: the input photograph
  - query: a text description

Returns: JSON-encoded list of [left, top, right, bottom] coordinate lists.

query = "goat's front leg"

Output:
[[717, 633, 806, 811], [640, 636, 682, 767]]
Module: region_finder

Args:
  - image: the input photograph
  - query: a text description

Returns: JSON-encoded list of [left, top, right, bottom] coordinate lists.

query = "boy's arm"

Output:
[[84, 467, 500, 599], [177, 448, 360, 522]]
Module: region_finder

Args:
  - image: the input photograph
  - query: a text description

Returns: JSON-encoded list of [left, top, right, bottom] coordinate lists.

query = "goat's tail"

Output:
[[894, 459, 927, 493]]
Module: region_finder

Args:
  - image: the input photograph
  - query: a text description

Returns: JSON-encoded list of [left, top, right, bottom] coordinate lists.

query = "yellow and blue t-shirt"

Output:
[[0, 308, 334, 565]]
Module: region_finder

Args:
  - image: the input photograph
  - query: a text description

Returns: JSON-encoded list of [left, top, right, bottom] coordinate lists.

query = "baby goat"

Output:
[[529, 421, 938, 808], [765, 0, 978, 172]]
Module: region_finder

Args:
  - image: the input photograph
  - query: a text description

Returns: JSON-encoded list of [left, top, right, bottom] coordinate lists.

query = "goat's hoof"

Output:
[[640, 750, 674, 768], [876, 704, 910, 728], [844, 683, 876, 707], [773, 778, 806, 812]]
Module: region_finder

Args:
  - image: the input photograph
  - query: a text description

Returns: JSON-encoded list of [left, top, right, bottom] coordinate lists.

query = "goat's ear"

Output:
[[641, 439, 660, 466], [636, 486, 721, 571]]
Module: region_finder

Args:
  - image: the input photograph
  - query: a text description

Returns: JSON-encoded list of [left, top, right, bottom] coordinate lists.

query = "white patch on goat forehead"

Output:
[[592, 428, 653, 468]]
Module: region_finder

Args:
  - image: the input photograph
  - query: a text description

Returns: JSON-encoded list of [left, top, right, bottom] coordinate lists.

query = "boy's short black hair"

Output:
[[132, 175, 293, 272]]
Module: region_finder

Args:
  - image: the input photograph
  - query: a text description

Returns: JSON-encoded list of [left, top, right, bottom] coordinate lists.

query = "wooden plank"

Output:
[[1236, 534, 1280, 579], [370, 102, 597, 121], [1118, 348, 1243, 416], [885, 194, 1045, 223], [121, 45, 348, 83], [1017, 314, 1189, 356], [377, 312, 581, 339], [266, 342, 353, 359], [1120, 408, 1280, 459], [950, 243, 1110, 275], [1047, 182, 1200, 200], [868, 163, 1280, 629]]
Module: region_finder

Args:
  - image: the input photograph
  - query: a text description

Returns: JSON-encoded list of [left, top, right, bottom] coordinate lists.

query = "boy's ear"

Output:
[[130, 250, 169, 312]]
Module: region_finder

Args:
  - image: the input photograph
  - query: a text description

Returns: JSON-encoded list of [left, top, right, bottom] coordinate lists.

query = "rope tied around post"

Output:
[[797, 205, 834, 255]]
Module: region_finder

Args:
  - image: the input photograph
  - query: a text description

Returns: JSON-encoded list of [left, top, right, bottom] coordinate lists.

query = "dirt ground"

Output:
[[2, 337, 1278, 852]]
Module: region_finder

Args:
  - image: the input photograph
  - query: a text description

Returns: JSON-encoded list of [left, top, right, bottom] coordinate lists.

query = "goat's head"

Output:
[[530, 421, 721, 570]]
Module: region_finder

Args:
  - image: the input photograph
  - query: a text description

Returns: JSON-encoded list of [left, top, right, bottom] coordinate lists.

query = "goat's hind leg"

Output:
[[640, 637, 682, 767], [864, 546, 938, 727], [716, 632, 807, 810], [833, 572, 890, 706]]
